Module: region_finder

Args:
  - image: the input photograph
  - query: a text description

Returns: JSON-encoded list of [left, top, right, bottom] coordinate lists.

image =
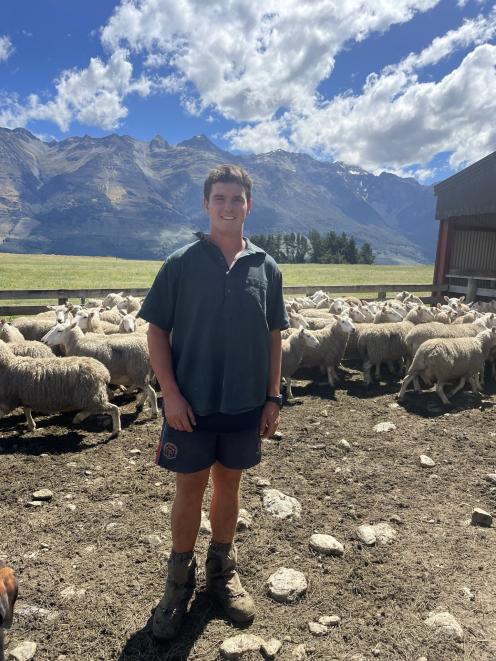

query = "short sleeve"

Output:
[[138, 258, 179, 331], [266, 267, 289, 331]]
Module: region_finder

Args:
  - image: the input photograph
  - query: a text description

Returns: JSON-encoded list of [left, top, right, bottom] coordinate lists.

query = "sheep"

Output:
[[99, 307, 124, 324], [373, 303, 404, 323], [398, 328, 496, 404], [298, 316, 355, 387], [0, 338, 54, 359], [101, 292, 125, 309], [75, 309, 121, 334], [0, 341, 121, 437], [288, 311, 309, 329], [0, 320, 24, 343], [403, 304, 435, 324], [42, 322, 158, 417], [357, 321, 414, 384], [0, 560, 18, 661], [11, 317, 57, 342], [281, 328, 320, 398], [117, 295, 141, 314]]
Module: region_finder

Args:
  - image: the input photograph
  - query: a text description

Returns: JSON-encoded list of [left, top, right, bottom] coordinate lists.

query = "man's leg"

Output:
[[153, 467, 210, 640], [209, 462, 242, 543], [172, 468, 211, 551], [206, 461, 255, 623]]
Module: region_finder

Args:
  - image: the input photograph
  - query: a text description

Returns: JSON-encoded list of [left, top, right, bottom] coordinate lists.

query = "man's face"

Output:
[[204, 182, 252, 237]]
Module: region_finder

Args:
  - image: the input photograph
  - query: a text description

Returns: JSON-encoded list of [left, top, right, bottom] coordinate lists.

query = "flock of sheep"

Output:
[[282, 291, 496, 405], [0, 292, 157, 438], [1, 289, 496, 440]]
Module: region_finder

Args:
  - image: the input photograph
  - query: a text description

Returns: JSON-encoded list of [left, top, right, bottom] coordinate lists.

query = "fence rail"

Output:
[[0, 283, 446, 317]]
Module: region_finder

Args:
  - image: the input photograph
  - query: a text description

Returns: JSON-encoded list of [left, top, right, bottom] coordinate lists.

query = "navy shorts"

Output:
[[155, 407, 263, 473]]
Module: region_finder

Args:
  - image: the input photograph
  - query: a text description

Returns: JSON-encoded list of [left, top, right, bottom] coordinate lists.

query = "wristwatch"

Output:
[[266, 395, 283, 408]]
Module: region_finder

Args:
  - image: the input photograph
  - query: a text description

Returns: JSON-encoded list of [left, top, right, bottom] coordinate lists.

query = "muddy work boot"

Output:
[[205, 541, 255, 623], [152, 551, 197, 640]]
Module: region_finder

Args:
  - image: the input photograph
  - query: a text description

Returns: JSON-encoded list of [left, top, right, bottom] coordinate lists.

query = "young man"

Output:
[[139, 164, 289, 640]]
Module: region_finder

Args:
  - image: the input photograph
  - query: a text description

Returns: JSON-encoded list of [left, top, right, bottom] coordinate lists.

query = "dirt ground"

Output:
[[1, 366, 496, 661]]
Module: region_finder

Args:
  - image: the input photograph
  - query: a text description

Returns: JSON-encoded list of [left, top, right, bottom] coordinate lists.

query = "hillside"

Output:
[[0, 128, 437, 263]]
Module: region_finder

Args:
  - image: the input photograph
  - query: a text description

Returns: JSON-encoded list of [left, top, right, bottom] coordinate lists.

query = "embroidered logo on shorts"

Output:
[[163, 442, 178, 460]]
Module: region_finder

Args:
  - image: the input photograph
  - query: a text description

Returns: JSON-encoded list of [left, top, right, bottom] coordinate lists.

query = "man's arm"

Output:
[[259, 329, 282, 438], [147, 323, 196, 432]]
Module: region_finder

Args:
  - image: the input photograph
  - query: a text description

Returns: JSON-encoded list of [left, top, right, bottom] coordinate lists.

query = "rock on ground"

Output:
[[7, 641, 37, 661], [268, 567, 308, 603], [471, 508, 493, 527], [308, 621, 328, 636], [424, 611, 463, 641], [261, 638, 282, 658], [31, 489, 53, 501], [263, 489, 302, 520], [200, 510, 212, 534], [373, 522, 397, 544], [291, 644, 307, 659], [373, 422, 396, 433], [309, 534, 344, 557], [420, 455, 435, 467], [220, 633, 263, 659], [236, 509, 253, 531], [356, 524, 377, 546]]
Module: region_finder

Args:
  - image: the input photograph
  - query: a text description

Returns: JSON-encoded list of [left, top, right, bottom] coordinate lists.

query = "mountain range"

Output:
[[0, 127, 437, 263]]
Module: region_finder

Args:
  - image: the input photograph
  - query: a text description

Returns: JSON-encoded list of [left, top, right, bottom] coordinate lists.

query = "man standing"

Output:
[[139, 164, 289, 640]]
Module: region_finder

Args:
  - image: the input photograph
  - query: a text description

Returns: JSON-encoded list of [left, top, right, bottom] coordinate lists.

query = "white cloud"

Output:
[[226, 10, 496, 173], [0, 35, 14, 62], [0, 49, 151, 131], [101, 0, 440, 121]]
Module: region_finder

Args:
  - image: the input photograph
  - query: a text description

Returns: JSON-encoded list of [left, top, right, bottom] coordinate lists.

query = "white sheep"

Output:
[[281, 328, 320, 398], [299, 316, 355, 387], [42, 322, 158, 417], [0, 320, 25, 343], [101, 292, 125, 309], [11, 317, 57, 341], [117, 295, 141, 314], [398, 328, 496, 404], [0, 341, 121, 437], [0, 338, 54, 359], [357, 321, 414, 384]]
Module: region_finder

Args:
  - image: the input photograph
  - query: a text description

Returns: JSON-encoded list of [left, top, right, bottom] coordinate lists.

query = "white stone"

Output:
[[263, 489, 302, 520], [389, 402, 400, 409], [424, 611, 463, 641], [252, 476, 271, 487], [129, 448, 141, 454], [220, 633, 263, 659], [309, 534, 344, 557], [484, 473, 496, 485], [26, 501, 42, 508], [200, 510, 212, 534], [160, 503, 169, 515], [261, 638, 282, 658], [60, 585, 86, 599], [142, 534, 162, 546], [66, 462, 77, 468], [471, 508, 493, 527], [32, 489, 52, 500], [236, 509, 253, 531], [106, 522, 119, 531], [373, 421, 396, 433], [356, 525, 376, 546], [338, 438, 351, 451], [308, 621, 328, 636], [7, 641, 37, 661], [66, 503, 76, 512], [272, 431, 283, 440], [291, 644, 307, 659], [420, 455, 435, 467], [373, 522, 397, 545], [268, 567, 307, 603], [319, 615, 341, 626]]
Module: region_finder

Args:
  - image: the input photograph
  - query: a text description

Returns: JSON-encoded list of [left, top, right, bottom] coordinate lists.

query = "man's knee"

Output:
[[175, 468, 210, 504], [211, 462, 243, 493]]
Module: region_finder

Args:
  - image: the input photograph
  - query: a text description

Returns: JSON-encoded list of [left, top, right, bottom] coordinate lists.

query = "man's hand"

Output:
[[259, 401, 280, 439], [164, 391, 196, 432]]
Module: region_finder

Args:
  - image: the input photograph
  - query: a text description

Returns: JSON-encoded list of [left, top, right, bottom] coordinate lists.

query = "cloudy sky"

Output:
[[1, 0, 495, 183]]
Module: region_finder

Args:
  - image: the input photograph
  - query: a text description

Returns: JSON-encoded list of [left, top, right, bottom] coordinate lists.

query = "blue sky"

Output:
[[1, 0, 495, 184]]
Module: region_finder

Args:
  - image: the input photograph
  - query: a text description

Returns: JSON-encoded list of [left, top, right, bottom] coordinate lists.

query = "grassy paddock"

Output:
[[0, 252, 434, 307]]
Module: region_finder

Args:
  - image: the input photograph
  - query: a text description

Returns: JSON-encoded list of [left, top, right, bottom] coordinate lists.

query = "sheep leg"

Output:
[[146, 383, 159, 417], [105, 403, 121, 438], [435, 382, 451, 405], [72, 410, 91, 424], [398, 372, 417, 401], [413, 375, 422, 392], [386, 361, 396, 375], [326, 366, 335, 388], [363, 360, 373, 385], [448, 377, 465, 398], [375, 362, 381, 379], [23, 407, 36, 431], [286, 377, 294, 399]]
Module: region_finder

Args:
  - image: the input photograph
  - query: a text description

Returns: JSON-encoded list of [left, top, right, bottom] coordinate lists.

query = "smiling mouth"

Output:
[[222, 216, 235, 220]]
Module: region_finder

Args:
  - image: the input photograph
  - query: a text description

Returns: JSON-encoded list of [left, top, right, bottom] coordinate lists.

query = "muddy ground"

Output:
[[1, 366, 496, 661]]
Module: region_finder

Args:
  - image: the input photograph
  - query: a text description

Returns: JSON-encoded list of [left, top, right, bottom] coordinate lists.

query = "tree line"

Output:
[[249, 230, 375, 264]]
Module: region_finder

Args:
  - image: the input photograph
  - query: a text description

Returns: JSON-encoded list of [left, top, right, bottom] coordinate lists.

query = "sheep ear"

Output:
[[436, 303, 441, 308], [69, 320, 78, 329], [444, 296, 450, 302], [459, 296, 465, 302]]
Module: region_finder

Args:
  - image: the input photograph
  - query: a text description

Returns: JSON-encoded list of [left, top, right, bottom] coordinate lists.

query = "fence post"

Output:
[[466, 277, 477, 303], [377, 290, 386, 300]]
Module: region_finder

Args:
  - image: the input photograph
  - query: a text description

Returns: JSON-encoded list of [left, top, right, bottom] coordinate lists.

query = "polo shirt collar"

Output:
[[193, 232, 265, 256]]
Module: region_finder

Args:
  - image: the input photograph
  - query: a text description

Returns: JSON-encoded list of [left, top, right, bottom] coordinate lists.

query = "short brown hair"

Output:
[[203, 164, 253, 202]]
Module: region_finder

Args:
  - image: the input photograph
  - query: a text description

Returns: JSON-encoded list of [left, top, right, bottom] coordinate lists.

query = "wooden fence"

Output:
[[0, 284, 446, 317]]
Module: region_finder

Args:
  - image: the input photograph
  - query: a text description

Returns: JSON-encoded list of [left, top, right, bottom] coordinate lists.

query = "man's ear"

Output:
[[203, 197, 209, 212], [247, 198, 253, 212]]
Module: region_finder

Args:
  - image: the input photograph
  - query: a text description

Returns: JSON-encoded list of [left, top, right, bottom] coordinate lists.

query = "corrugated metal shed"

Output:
[[434, 150, 496, 220]]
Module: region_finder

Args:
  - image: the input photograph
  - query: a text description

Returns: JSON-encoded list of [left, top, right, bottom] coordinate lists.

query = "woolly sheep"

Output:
[[398, 328, 496, 404], [117, 295, 141, 314], [299, 316, 355, 387], [0, 320, 24, 343], [0, 341, 121, 437], [75, 309, 121, 334], [373, 303, 404, 323], [42, 322, 158, 417], [357, 320, 414, 384], [0, 338, 54, 359], [281, 328, 320, 398], [101, 292, 125, 309], [11, 317, 57, 342]]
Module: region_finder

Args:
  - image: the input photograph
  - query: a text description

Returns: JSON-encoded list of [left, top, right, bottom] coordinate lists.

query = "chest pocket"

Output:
[[235, 277, 268, 315]]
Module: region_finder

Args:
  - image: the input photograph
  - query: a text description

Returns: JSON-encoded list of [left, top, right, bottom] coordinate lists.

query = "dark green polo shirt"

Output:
[[139, 234, 289, 416]]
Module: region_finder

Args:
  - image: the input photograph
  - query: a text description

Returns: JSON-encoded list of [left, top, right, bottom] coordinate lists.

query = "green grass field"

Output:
[[0, 252, 434, 308]]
